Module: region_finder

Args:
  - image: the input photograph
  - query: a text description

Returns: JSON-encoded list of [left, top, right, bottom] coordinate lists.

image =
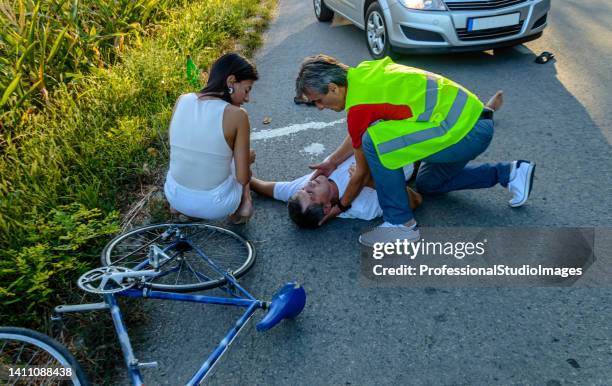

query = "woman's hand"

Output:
[[230, 185, 254, 224], [308, 159, 337, 180]]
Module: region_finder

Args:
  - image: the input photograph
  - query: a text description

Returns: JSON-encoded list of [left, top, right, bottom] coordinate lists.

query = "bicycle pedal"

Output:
[[136, 361, 158, 369]]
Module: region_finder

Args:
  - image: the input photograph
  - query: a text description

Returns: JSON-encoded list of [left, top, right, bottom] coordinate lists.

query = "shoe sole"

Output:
[[358, 232, 420, 248], [510, 162, 536, 207], [358, 236, 373, 247]]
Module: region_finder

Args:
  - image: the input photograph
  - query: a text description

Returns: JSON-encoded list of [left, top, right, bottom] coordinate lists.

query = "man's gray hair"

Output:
[[295, 54, 349, 98]]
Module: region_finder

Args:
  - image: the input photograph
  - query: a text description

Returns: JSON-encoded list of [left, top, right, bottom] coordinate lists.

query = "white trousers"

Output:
[[164, 171, 242, 220]]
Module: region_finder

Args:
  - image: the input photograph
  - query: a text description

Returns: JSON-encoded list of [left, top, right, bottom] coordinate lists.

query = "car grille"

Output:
[[456, 20, 524, 41], [445, 0, 528, 11]]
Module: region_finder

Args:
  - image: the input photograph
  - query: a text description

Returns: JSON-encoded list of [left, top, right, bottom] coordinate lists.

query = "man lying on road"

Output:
[[251, 155, 422, 228]]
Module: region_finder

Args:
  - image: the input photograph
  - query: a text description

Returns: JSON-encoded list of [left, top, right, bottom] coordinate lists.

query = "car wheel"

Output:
[[314, 0, 334, 22], [365, 2, 393, 59]]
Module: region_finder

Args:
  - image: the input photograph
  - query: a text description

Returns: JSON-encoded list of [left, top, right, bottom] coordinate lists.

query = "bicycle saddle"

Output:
[[256, 282, 306, 332]]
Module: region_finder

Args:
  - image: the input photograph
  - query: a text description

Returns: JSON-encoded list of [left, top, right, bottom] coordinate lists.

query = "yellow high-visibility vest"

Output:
[[345, 57, 484, 169]]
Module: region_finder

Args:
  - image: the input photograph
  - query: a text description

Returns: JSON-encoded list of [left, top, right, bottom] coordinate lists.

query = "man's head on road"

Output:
[[287, 175, 339, 228], [295, 54, 348, 112]]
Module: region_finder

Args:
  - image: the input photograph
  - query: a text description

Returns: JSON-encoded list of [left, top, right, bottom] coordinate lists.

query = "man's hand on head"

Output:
[[308, 159, 337, 180], [318, 204, 342, 226]]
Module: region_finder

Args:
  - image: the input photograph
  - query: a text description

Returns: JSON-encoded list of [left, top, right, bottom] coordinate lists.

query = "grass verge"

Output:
[[1, 0, 277, 382]]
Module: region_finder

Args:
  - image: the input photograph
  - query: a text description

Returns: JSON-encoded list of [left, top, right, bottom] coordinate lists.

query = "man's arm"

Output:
[[250, 177, 276, 198], [327, 134, 354, 166], [339, 146, 370, 207], [348, 163, 375, 188], [309, 134, 354, 180], [318, 146, 370, 225], [349, 165, 423, 209]]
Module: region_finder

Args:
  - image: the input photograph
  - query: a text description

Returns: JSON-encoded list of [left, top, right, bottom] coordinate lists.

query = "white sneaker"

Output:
[[508, 160, 536, 207], [359, 221, 420, 247]]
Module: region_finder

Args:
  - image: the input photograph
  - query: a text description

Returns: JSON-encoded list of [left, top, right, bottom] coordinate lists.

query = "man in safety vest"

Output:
[[294, 55, 536, 246]]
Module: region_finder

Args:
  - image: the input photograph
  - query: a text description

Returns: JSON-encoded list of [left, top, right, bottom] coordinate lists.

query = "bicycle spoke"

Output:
[[150, 264, 180, 280], [15, 342, 25, 363], [102, 223, 253, 290], [184, 258, 209, 282], [182, 226, 207, 239], [111, 234, 165, 265], [1, 328, 87, 385], [25, 345, 38, 366], [43, 354, 54, 369], [174, 258, 185, 285], [191, 229, 216, 247]]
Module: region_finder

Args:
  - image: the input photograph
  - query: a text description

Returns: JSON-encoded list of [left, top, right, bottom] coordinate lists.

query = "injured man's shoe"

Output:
[[508, 160, 536, 207]]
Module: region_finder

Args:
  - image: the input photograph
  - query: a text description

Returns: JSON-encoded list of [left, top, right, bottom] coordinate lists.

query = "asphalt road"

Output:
[[115, 1, 612, 384]]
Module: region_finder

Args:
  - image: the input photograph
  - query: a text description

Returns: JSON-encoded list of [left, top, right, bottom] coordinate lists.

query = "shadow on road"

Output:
[[117, 2, 612, 385]]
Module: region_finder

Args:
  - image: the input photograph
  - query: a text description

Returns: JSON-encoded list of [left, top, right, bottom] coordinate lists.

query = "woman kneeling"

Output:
[[165, 53, 258, 223]]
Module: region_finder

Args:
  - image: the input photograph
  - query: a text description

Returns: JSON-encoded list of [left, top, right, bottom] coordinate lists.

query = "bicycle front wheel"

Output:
[[101, 223, 255, 291], [0, 327, 89, 385]]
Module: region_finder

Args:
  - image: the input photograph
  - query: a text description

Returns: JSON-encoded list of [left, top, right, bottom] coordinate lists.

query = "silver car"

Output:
[[313, 0, 551, 58]]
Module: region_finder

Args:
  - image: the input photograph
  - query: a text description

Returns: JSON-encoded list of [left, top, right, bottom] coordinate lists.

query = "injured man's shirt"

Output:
[[273, 155, 413, 221]]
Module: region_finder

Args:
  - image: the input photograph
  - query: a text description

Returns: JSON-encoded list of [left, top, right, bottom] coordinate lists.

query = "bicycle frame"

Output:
[[56, 288, 265, 385], [55, 237, 269, 385]]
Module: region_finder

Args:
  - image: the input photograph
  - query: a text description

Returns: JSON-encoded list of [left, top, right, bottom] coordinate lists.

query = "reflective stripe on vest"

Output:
[[416, 76, 438, 122], [378, 89, 468, 155], [345, 57, 484, 169]]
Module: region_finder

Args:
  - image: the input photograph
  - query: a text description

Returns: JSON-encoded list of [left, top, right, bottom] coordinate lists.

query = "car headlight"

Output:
[[399, 0, 447, 11]]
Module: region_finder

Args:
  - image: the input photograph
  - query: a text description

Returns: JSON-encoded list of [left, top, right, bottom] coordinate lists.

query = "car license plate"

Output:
[[467, 13, 520, 31]]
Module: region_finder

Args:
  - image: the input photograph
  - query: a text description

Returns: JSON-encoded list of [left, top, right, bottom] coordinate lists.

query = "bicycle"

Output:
[[1, 223, 306, 385], [0, 326, 89, 385]]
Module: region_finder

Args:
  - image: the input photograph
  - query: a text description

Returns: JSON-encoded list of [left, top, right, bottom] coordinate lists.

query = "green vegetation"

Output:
[[0, 204, 120, 325], [0, 0, 276, 327], [0, 0, 177, 124]]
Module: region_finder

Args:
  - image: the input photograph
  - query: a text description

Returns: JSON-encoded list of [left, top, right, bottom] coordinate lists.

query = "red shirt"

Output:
[[347, 103, 413, 148]]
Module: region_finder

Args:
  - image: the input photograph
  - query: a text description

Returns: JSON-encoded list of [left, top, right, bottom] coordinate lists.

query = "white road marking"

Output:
[[302, 143, 326, 155], [251, 118, 346, 141]]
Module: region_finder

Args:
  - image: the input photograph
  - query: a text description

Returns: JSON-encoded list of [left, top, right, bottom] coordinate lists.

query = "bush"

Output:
[[0, 0, 275, 328], [0, 0, 180, 124], [0, 203, 120, 326]]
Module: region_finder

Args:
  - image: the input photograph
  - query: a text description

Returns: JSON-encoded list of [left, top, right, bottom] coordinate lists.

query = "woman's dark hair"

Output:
[[199, 53, 259, 103]]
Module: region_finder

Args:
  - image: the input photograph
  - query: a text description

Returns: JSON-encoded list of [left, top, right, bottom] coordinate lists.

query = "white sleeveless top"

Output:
[[168, 94, 233, 190]]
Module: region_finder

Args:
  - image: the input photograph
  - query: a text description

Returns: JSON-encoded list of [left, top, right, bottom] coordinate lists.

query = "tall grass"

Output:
[[0, 0, 179, 126], [0, 0, 275, 326]]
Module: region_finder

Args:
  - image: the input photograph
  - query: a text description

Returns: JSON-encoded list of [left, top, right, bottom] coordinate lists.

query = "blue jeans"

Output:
[[361, 119, 511, 224]]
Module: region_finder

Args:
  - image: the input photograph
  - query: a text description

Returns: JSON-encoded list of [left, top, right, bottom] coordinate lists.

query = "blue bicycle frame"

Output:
[[105, 288, 264, 385], [55, 233, 306, 385]]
